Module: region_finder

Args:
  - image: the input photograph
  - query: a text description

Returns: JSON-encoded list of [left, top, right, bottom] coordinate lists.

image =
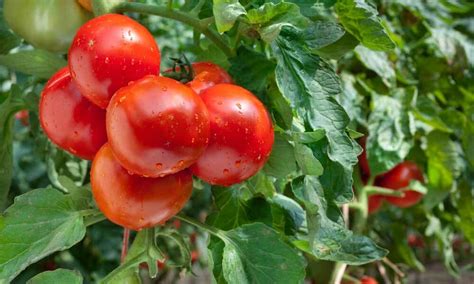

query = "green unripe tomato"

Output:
[[3, 0, 92, 53]]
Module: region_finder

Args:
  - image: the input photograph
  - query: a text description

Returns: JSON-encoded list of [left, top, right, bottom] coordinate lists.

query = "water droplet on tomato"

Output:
[[119, 96, 126, 103], [235, 160, 241, 167], [217, 101, 223, 105], [162, 87, 167, 91], [155, 163, 163, 169], [223, 169, 229, 174], [105, 57, 110, 64]]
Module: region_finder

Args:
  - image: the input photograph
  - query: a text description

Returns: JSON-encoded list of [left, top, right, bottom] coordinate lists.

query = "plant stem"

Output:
[[352, 167, 368, 234], [365, 185, 404, 197], [121, 228, 130, 263], [175, 214, 222, 236], [100, 252, 145, 284], [329, 262, 347, 284], [114, 2, 234, 57]]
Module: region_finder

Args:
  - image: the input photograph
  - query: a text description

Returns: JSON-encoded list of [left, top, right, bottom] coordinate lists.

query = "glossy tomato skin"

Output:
[[91, 144, 193, 230], [187, 62, 233, 94], [375, 161, 424, 208], [107, 75, 210, 177], [69, 14, 160, 109], [4, 0, 92, 53], [40, 67, 107, 160], [191, 84, 274, 186]]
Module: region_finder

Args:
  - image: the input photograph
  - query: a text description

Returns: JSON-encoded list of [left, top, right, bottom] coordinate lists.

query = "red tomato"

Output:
[[407, 234, 425, 248], [358, 137, 371, 178], [107, 75, 210, 177], [368, 195, 383, 214], [187, 62, 233, 94], [375, 161, 424, 208], [191, 84, 274, 186], [361, 276, 378, 284], [91, 144, 193, 230], [69, 14, 160, 108], [15, 110, 29, 126], [191, 250, 199, 263], [39, 67, 107, 160]]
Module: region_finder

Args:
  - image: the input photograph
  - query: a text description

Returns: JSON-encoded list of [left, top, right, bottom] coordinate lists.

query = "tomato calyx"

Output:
[[162, 55, 195, 83]]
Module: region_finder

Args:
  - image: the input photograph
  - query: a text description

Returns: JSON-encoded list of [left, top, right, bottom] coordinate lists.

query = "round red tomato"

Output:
[[186, 62, 233, 94], [91, 144, 193, 230], [358, 136, 371, 179], [69, 14, 160, 109], [191, 84, 274, 186], [40, 67, 107, 160], [375, 161, 424, 208], [361, 276, 378, 284], [368, 195, 383, 214], [107, 75, 210, 177]]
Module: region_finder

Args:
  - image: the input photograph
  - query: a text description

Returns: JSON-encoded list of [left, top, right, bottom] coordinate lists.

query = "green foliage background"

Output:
[[0, 0, 472, 283]]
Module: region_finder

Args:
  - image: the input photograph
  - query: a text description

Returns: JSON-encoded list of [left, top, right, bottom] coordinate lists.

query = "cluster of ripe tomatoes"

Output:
[[358, 138, 425, 213], [39, 14, 274, 230]]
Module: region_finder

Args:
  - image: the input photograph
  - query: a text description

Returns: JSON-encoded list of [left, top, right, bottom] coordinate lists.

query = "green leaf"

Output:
[[424, 131, 464, 208], [263, 133, 297, 178], [0, 50, 67, 79], [0, 86, 25, 209], [413, 95, 451, 133], [428, 27, 474, 67], [270, 194, 305, 231], [305, 22, 360, 59], [462, 105, 474, 168], [246, 2, 309, 42], [207, 186, 250, 230], [220, 223, 306, 283], [355, 45, 396, 87], [0, 29, 21, 55], [294, 143, 323, 176], [391, 225, 424, 271], [267, 82, 293, 129], [273, 27, 359, 170], [457, 180, 474, 244], [304, 22, 346, 49], [27, 269, 82, 284], [213, 0, 246, 33], [367, 90, 415, 175], [0, 187, 91, 282], [229, 46, 276, 94], [314, 32, 360, 59], [292, 176, 387, 264], [292, 129, 326, 144], [335, 0, 395, 51]]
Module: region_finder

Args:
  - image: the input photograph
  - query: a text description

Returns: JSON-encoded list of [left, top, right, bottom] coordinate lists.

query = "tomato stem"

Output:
[[120, 228, 130, 264], [114, 2, 234, 57], [364, 185, 404, 197]]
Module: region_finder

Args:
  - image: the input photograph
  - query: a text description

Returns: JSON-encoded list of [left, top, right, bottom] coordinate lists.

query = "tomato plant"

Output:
[[0, 0, 472, 283]]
